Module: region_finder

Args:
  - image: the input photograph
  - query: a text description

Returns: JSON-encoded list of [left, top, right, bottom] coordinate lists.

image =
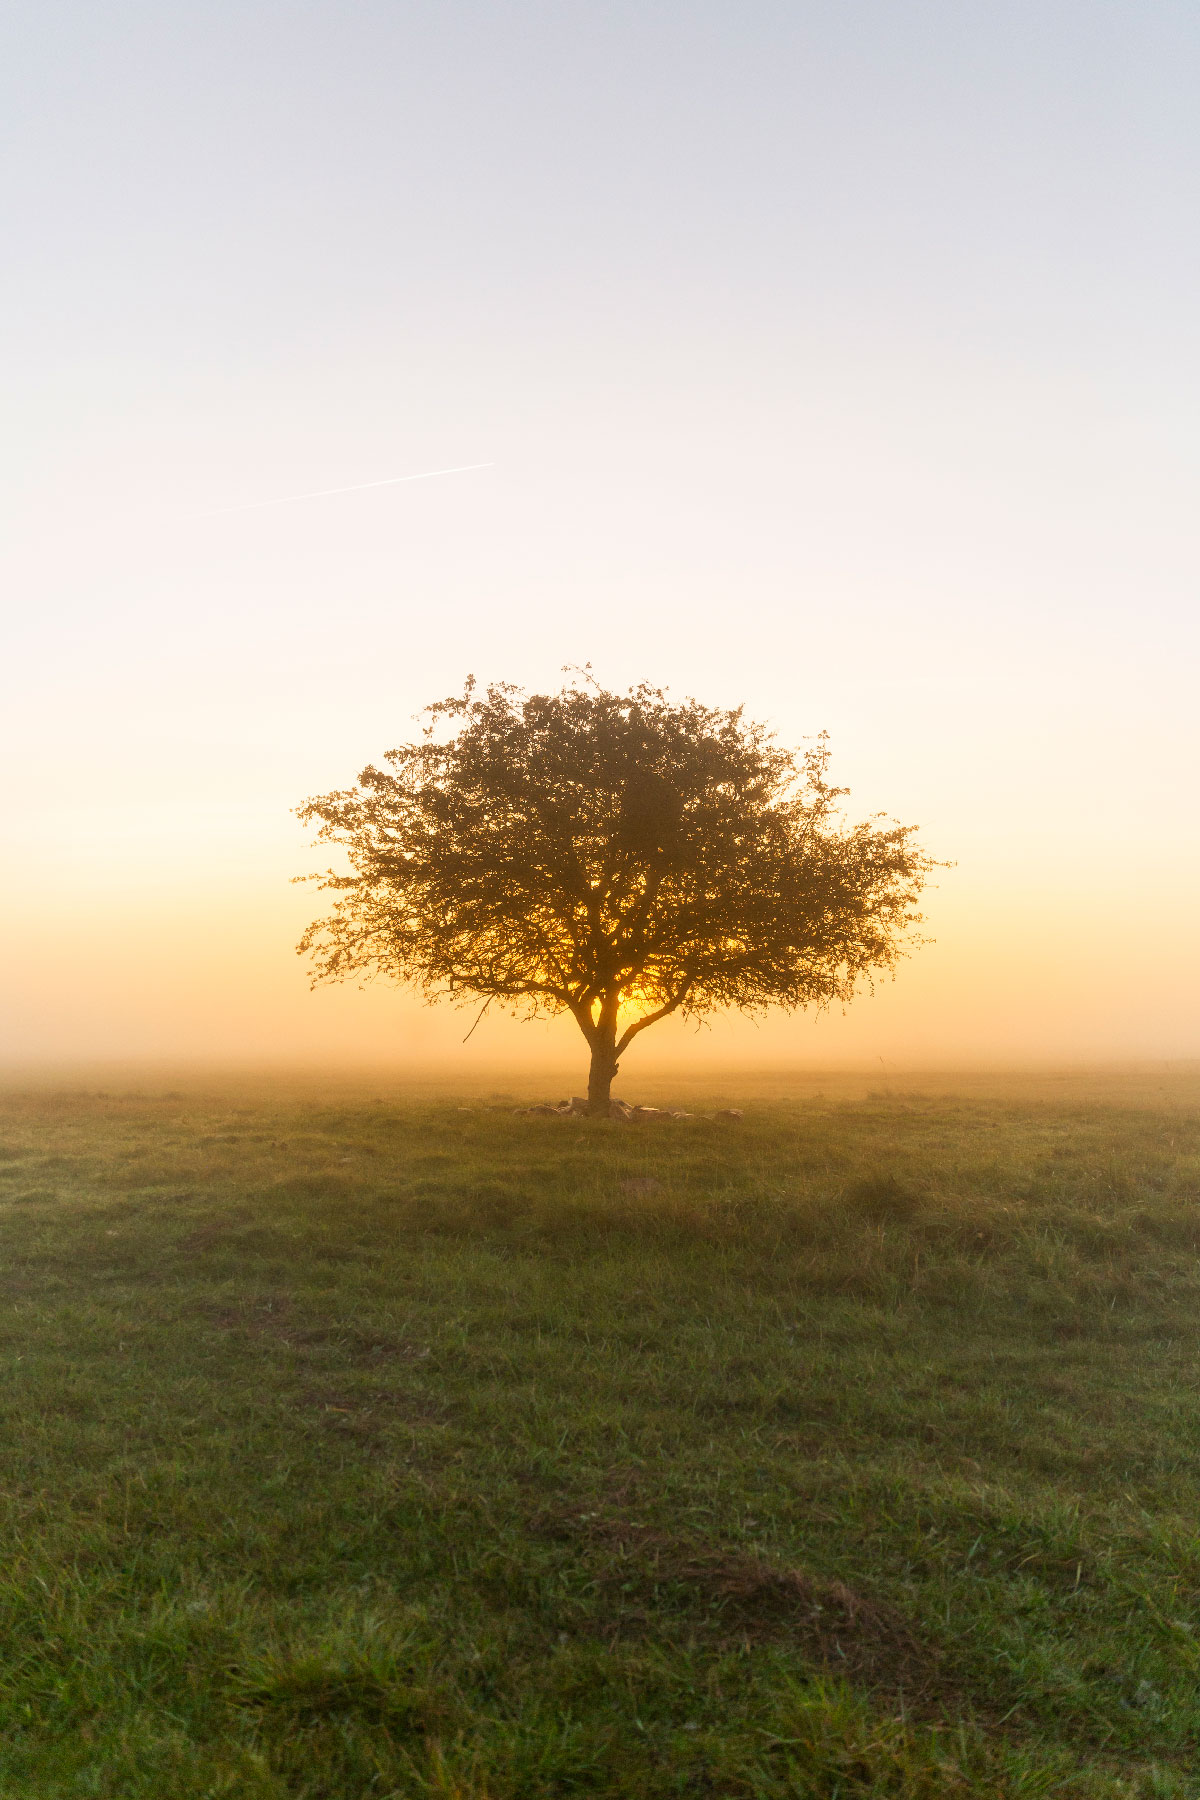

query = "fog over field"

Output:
[[5, 1062, 1200, 1113]]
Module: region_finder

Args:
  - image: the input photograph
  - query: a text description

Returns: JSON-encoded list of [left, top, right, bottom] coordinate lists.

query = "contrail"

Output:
[[204, 461, 494, 515]]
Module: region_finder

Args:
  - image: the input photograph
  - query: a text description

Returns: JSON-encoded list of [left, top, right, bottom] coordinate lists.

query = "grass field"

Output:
[[1, 1069, 1199, 1797]]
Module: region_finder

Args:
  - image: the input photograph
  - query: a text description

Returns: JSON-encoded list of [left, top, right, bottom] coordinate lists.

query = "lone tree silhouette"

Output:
[[296, 675, 936, 1114]]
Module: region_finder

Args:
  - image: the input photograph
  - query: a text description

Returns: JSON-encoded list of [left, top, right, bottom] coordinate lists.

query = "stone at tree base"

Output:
[[513, 1098, 697, 1121]]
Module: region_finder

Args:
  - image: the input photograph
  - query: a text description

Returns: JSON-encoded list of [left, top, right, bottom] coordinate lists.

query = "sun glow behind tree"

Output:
[[296, 675, 937, 1111]]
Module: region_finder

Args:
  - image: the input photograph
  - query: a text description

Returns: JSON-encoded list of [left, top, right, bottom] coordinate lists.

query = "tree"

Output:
[[296, 675, 937, 1114]]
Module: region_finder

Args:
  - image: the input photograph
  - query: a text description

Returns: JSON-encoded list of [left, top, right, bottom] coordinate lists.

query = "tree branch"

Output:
[[614, 975, 696, 1057]]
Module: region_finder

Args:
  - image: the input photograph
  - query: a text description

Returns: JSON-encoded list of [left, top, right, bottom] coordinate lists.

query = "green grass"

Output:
[[1, 1074, 1199, 1796]]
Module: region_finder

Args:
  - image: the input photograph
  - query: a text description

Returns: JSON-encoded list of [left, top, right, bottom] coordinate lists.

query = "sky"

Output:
[[3, 0, 1198, 1073]]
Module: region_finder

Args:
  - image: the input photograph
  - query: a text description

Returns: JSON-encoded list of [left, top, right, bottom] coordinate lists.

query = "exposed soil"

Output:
[[531, 1504, 968, 1713], [193, 1301, 431, 1366]]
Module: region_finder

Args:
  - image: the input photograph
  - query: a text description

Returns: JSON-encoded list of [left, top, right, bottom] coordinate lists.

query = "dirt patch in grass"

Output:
[[271, 1171, 360, 1200], [299, 1386, 451, 1437], [194, 1293, 294, 1331], [178, 1221, 303, 1260], [680, 1550, 934, 1681], [192, 1302, 433, 1368], [534, 1506, 959, 1711], [179, 1222, 239, 1254], [0, 1269, 40, 1294], [289, 1325, 433, 1365]]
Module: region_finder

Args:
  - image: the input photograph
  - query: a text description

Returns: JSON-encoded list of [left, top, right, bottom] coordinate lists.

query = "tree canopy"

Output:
[[296, 675, 937, 1112]]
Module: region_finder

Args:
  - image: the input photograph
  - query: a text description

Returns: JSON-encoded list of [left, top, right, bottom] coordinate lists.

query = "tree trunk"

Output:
[[587, 1033, 619, 1116]]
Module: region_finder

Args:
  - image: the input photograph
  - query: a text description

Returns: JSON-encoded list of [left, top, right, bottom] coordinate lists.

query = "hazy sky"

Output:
[[3, 0, 1198, 1069]]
